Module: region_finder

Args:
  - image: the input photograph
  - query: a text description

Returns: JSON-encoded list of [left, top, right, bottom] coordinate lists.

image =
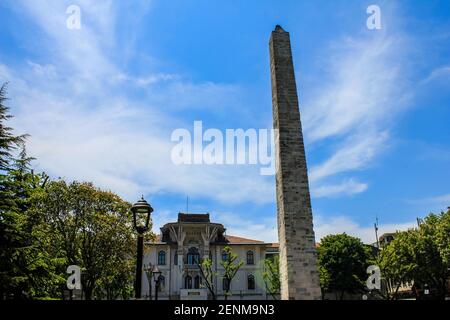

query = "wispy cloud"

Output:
[[422, 65, 450, 84], [310, 131, 389, 182], [311, 178, 368, 198], [303, 31, 411, 198], [1, 0, 274, 205], [2, 1, 435, 245], [211, 211, 278, 243], [406, 193, 450, 213], [314, 215, 416, 244]]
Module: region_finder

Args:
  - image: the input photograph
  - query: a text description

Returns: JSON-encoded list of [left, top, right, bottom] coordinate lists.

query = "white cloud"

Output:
[[2, 66, 274, 204], [311, 178, 368, 198], [0, 0, 274, 205], [303, 35, 407, 142], [314, 215, 416, 244], [15, 0, 117, 86], [150, 210, 178, 235], [310, 131, 389, 182], [212, 212, 278, 243], [114, 73, 180, 87], [302, 32, 410, 197], [406, 193, 450, 213], [1, 1, 414, 209], [422, 66, 450, 84]]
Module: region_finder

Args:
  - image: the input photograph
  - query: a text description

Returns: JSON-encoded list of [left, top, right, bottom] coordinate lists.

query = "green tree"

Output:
[[420, 209, 450, 299], [374, 231, 417, 300], [0, 82, 25, 299], [0, 144, 61, 299], [374, 210, 450, 300], [318, 234, 370, 300], [197, 257, 217, 300], [381, 211, 450, 300], [29, 180, 140, 300], [220, 246, 243, 300], [0, 84, 61, 300], [262, 255, 280, 300], [0, 83, 27, 171]]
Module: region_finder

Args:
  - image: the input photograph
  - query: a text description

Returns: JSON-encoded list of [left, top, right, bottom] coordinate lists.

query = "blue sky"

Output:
[[1, 0, 449, 243]]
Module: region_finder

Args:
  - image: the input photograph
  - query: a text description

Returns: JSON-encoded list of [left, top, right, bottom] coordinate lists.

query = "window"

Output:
[[221, 250, 230, 262], [247, 250, 254, 265], [185, 276, 192, 289], [223, 278, 230, 291], [248, 275, 255, 290], [158, 250, 166, 265], [158, 275, 165, 292], [194, 275, 201, 289], [187, 247, 200, 265]]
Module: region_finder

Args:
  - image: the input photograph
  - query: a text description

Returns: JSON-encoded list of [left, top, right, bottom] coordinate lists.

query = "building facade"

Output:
[[142, 213, 279, 300]]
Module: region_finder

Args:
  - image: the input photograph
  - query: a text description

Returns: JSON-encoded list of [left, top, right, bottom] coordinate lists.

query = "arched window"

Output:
[[187, 247, 200, 265], [158, 275, 165, 292], [158, 250, 166, 265], [248, 275, 255, 290], [247, 250, 254, 265], [223, 278, 230, 291], [194, 275, 201, 289], [221, 250, 230, 262], [185, 276, 192, 289]]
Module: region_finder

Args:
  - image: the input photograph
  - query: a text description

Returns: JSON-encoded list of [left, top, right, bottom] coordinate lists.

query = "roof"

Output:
[[177, 213, 210, 223], [224, 235, 265, 245], [151, 234, 272, 245]]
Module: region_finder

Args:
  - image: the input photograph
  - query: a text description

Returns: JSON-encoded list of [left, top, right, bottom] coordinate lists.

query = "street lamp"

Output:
[[152, 265, 162, 301], [132, 196, 153, 299], [144, 264, 154, 300]]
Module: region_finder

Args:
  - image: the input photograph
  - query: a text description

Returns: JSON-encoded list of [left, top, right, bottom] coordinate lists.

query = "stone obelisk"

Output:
[[269, 25, 321, 300]]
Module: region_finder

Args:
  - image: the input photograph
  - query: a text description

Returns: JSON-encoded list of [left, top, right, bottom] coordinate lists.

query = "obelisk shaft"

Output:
[[269, 25, 321, 300]]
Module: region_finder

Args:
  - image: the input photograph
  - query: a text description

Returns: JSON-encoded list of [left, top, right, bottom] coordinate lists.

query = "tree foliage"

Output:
[[198, 246, 243, 300], [0, 83, 27, 171], [220, 246, 243, 300], [29, 180, 138, 300], [0, 83, 59, 299], [1, 83, 145, 299], [379, 210, 450, 300], [197, 257, 217, 300], [262, 255, 280, 300], [318, 233, 371, 299]]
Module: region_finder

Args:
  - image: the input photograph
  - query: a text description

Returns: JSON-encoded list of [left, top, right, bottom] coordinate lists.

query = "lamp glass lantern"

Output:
[[152, 266, 162, 282], [131, 196, 153, 234]]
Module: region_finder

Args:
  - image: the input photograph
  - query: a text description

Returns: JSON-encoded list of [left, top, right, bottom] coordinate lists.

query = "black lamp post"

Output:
[[144, 264, 153, 300], [131, 196, 153, 299], [152, 265, 162, 301]]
